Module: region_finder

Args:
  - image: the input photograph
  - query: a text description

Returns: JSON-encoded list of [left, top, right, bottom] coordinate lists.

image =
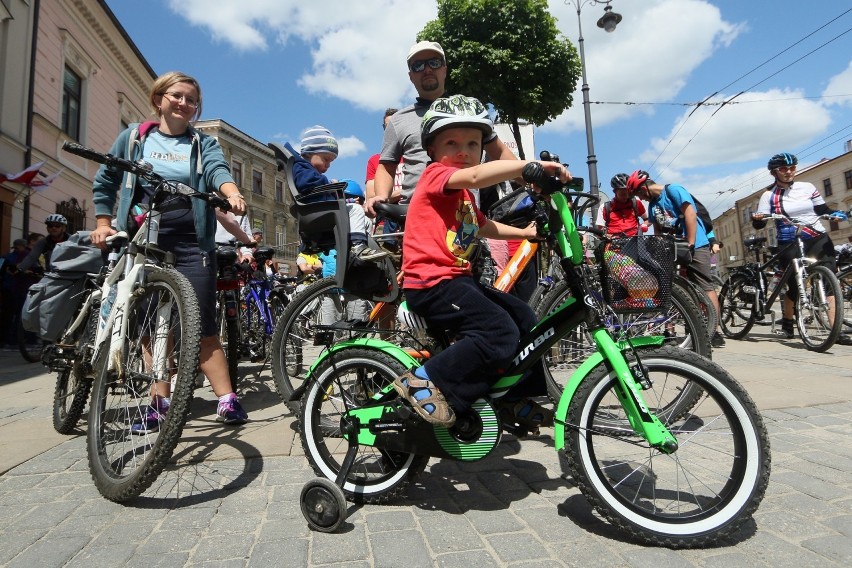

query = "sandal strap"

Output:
[[393, 372, 456, 427]]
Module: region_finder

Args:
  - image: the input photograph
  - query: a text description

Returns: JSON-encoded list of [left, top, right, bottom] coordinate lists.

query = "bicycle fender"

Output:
[[306, 337, 422, 379], [553, 335, 665, 451]]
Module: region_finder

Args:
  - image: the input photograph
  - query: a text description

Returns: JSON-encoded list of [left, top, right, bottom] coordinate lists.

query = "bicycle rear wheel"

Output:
[[53, 307, 99, 434], [300, 348, 429, 503], [718, 273, 757, 339], [839, 266, 852, 330], [87, 268, 201, 502], [564, 345, 770, 547], [796, 265, 842, 352], [17, 321, 48, 363]]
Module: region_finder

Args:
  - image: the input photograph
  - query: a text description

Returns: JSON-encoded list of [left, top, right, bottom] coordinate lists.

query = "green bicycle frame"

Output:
[[304, 184, 678, 454]]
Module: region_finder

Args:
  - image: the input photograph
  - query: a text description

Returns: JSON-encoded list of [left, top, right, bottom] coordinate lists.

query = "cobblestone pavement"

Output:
[[1, 334, 851, 567]]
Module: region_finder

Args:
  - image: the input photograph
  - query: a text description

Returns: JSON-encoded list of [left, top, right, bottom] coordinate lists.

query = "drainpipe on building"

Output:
[[22, 0, 40, 237]]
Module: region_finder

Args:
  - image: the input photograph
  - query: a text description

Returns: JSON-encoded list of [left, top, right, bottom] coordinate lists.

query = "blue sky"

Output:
[[104, 0, 852, 217]]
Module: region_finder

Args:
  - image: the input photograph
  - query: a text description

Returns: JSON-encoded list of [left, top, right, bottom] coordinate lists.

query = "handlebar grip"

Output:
[[578, 226, 606, 238], [62, 141, 109, 164], [208, 194, 232, 212]]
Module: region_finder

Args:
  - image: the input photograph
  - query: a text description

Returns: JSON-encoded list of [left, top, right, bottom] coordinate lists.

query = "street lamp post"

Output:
[[565, 0, 622, 207]]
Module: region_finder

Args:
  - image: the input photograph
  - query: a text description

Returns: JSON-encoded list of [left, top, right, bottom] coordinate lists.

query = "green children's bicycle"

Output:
[[293, 174, 770, 548]]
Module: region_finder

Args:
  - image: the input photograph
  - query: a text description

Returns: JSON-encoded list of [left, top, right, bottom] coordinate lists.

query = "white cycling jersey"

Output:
[[756, 181, 826, 241]]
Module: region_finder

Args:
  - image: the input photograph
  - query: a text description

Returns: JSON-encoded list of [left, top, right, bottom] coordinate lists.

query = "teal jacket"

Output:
[[92, 121, 234, 252]]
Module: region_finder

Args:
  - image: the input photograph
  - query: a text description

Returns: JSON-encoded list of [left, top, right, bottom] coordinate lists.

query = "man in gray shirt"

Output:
[[366, 40, 515, 214]]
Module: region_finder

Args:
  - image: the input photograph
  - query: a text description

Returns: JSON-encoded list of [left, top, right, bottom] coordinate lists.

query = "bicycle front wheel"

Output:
[[216, 294, 241, 392], [797, 264, 842, 352], [718, 273, 757, 340], [271, 278, 372, 402], [87, 268, 201, 502], [564, 345, 770, 548]]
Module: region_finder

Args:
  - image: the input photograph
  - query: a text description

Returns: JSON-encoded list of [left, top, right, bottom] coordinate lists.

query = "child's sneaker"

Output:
[[217, 393, 248, 425], [351, 243, 390, 262], [131, 397, 169, 435]]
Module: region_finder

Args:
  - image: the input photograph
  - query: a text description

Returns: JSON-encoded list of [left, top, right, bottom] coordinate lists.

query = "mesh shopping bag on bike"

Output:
[[21, 231, 105, 341], [596, 234, 675, 312]]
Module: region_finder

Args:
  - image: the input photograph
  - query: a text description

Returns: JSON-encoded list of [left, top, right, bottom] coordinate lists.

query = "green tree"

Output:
[[419, 0, 580, 159]]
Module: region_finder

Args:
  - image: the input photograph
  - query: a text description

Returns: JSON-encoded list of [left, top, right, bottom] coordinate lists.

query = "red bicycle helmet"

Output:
[[626, 170, 650, 194]]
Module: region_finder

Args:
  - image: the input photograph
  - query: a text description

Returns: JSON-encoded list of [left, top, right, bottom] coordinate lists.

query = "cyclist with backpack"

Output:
[[595, 173, 650, 236], [626, 170, 726, 348]]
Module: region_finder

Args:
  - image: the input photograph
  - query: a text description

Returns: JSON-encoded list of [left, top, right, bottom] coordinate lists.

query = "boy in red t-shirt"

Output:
[[395, 95, 570, 428]]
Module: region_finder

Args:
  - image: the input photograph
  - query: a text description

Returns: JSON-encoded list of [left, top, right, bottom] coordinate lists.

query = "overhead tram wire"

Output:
[[701, 121, 852, 210], [645, 8, 852, 175], [654, 24, 852, 179]]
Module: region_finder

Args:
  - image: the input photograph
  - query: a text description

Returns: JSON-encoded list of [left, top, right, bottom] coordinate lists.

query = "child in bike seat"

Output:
[[395, 94, 570, 429], [283, 126, 388, 263]]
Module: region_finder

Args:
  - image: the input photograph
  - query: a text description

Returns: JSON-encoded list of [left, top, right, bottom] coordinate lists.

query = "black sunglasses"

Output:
[[409, 57, 444, 73], [46, 223, 63, 228]]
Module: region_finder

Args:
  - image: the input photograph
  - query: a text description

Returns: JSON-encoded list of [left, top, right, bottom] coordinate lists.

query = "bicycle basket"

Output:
[[595, 235, 675, 312]]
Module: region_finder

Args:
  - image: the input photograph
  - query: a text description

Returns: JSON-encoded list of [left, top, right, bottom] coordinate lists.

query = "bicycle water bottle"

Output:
[[99, 284, 117, 331], [146, 211, 161, 246], [767, 270, 782, 296]]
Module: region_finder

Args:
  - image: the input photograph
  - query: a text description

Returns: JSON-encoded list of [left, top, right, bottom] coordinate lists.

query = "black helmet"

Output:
[[610, 173, 629, 189], [767, 152, 797, 170], [420, 95, 494, 149]]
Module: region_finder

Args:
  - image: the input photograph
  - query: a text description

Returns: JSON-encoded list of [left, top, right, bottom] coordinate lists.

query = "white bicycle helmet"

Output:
[[420, 94, 493, 148], [45, 214, 68, 225]]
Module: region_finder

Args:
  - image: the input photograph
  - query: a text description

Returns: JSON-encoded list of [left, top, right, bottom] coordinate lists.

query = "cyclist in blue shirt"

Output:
[[627, 170, 725, 348]]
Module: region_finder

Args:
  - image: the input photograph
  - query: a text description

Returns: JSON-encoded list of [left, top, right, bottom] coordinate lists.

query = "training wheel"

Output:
[[300, 477, 347, 533]]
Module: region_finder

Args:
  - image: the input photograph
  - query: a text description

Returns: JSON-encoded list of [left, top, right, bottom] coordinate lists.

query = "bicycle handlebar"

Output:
[[63, 141, 231, 212]]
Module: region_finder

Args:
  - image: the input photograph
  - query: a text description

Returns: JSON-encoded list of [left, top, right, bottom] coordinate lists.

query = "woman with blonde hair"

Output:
[[91, 71, 249, 431]]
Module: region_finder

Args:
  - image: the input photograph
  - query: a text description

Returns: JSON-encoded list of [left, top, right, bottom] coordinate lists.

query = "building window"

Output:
[[275, 179, 284, 202], [252, 170, 263, 195], [823, 178, 832, 197], [232, 161, 242, 188], [844, 170, 852, 190], [62, 66, 82, 140]]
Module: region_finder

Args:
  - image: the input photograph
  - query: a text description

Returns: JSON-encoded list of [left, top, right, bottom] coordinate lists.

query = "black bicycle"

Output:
[[719, 214, 845, 352]]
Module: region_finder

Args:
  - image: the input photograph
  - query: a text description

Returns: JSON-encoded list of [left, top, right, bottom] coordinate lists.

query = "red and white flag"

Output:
[[30, 168, 64, 190], [0, 162, 45, 186]]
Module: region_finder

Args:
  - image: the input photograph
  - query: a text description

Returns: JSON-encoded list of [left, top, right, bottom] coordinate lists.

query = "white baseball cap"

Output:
[[407, 40, 445, 62]]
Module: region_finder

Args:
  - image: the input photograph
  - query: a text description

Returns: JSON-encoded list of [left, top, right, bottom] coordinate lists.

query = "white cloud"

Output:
[[167, 0, 436, 110], [543, 0, 744, 134], [680, 166, 774, 218], [823, 59, 852, 107], [640, 89, 831, 172], [336, 135, 366, 159]]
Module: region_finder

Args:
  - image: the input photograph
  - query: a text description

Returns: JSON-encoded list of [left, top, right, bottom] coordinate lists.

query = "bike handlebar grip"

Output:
[[208, 194, 232, 212], [62, 141, 108, 164], [579, 226, 606, 238]]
